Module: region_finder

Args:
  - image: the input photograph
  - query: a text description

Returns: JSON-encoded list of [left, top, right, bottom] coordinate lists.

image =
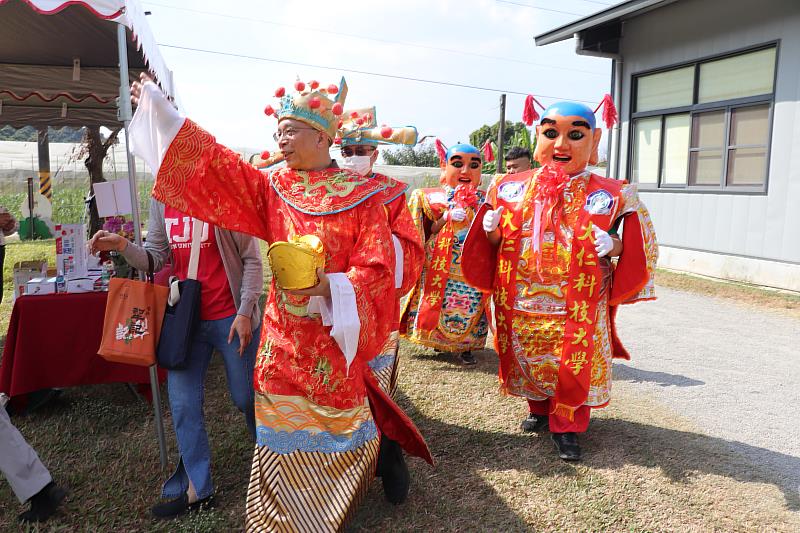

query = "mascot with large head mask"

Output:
[[464, 95, 659, 462], [400, 141, 490, 366]]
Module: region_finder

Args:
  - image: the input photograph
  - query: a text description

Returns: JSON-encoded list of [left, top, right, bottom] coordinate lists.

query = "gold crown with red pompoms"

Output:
[[263, 77, 348, 139], [335, 106, 418, 148]]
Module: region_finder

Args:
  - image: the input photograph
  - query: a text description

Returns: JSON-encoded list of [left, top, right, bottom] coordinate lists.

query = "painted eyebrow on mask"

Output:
[[470, 157, 481, 163], [449, 155, 463, 161], [541, 118, 556, 125], [572, 120, 591, 129]]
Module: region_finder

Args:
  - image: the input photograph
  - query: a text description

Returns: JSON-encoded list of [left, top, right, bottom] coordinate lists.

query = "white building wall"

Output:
[[614, 0, 800, 288]]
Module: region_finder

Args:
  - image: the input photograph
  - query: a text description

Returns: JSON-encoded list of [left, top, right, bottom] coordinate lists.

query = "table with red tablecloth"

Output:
[[0, 292, 165, 400]]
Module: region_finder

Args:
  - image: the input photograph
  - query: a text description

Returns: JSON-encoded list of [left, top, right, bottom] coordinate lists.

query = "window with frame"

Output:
[[630, 45, 776, 192]]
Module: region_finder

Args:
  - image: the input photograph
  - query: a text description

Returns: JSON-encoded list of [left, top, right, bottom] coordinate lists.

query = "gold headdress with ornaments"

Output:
[[336, 106, 418, 148], [263, 77, 348, 140]]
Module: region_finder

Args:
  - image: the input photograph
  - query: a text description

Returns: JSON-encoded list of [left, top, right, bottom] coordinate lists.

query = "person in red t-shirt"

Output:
[[89, 199, 263, 519]]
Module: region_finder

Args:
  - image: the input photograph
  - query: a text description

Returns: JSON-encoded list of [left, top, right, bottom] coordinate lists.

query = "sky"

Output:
[[139, 0, 616, 157]]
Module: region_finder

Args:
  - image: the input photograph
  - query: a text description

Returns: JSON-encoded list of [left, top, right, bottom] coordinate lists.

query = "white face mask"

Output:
[[340, 155, 373, 176]]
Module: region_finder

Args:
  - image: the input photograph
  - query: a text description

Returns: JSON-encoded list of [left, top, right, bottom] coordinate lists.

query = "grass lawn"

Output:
[[1, 239, 798, 531]]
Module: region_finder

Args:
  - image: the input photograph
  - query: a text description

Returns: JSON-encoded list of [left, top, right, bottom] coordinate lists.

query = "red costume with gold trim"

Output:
[[367, 172, 424, 394], [400, 143, 490, 355], [468, 167, 657, 422], [149, 119, 432, 531], [130, 74, 431, 530], [464, 97, 657, 445], [336, 107, 425, 393]]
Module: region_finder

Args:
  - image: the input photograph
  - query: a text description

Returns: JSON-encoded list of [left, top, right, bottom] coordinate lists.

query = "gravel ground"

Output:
[[614, 286, 800, 507]]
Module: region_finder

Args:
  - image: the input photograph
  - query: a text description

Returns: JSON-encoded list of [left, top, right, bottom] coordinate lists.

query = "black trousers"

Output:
[[0, 244, 6, 304]]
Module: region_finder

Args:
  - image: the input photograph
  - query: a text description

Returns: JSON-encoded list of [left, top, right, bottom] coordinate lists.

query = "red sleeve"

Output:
[[151, 119, 272, 242], [387, 195, 424, 296], [346, 199, 397, 363]]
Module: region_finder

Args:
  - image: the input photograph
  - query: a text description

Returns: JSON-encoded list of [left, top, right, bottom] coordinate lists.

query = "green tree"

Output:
[[468, 121, 528, 150], [469, 120, 539, 172], [381, 145, 439, 168]]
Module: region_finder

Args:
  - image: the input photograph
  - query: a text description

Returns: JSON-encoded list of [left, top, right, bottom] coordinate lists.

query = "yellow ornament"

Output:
[[267, 235, 326, 290]]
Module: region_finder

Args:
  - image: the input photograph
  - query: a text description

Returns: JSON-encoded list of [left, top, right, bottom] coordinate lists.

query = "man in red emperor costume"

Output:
[[336, 107, 424, 396], [127, 74, 432, 531], [464, 98, 658, 461]]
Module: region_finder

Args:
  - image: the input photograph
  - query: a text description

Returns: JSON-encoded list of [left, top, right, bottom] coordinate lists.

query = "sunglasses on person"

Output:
[[341, 146, 376, 157]]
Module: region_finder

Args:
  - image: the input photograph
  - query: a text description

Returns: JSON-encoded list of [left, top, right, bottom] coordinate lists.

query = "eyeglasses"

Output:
[[273, 126, 317, 142], [341, 146, 376, 157]]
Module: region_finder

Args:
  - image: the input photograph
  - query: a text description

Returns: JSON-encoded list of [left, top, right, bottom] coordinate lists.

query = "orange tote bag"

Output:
[[98, 278, 169, 366]]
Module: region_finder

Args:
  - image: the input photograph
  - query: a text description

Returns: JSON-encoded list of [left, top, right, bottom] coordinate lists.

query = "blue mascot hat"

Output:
[[540, 101, 596, 130], [446, 142, 480, 161]]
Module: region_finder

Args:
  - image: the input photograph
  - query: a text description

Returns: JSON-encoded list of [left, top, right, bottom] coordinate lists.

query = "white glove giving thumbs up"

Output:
[[483, 205, 505, 232], [593, 226, 614, 257]]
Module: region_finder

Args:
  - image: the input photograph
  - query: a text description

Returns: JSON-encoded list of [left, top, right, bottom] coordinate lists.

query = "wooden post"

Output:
[[496, 94, 506, 173]]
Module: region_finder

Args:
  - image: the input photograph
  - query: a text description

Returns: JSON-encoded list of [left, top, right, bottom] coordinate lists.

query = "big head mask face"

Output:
[[440, 143, 482, 187], [533, 102, 602, 175]]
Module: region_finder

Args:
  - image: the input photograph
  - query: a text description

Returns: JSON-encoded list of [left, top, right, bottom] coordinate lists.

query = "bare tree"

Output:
[[79, 126, 121, 234]]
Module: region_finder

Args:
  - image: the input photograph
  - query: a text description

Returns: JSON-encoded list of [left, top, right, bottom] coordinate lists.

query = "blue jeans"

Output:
[[161, 313, 260, 500]]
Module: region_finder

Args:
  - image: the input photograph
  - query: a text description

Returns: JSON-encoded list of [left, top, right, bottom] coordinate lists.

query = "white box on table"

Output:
[[13, 261, 47, 301], [55, 224, 88, 279], [25, 277, 57, 295], [66, 277, 96, 293]]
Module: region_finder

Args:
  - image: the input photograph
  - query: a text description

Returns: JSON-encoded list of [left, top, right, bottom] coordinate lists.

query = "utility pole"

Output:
[[496, 94, 506, 173]]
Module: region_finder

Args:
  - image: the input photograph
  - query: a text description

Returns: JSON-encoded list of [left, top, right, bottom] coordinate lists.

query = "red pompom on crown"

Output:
[[380, 126, 393, 138], [327, 84, 338, 95], [263, 105, 275, 116], [309, 80, 319, 90], [294, 81, 305, 92], [260, 150, 270, 160], [309, 97, 321, 109], [332, 103, 343, 115], [274, 87, 285, 98]]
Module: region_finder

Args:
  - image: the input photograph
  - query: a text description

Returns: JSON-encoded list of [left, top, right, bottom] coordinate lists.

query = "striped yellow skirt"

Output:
[[245, 393, 379, 532]]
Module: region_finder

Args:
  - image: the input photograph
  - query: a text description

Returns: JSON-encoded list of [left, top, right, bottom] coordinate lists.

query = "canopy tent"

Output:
[[0, 0, 175, 128], [0, 0, 175, 468]]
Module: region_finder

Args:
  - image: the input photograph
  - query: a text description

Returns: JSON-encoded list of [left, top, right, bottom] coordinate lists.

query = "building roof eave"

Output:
[[534, 0, 681, 46]]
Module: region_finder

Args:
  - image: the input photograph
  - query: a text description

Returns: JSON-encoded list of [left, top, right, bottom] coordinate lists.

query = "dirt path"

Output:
[[615, 286, 800, 508]]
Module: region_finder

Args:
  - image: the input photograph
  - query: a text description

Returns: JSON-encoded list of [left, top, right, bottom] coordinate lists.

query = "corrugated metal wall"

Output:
[[617, 0, 800, 264]]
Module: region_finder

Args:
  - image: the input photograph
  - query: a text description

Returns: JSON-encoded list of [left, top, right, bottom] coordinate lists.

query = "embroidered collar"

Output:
[[270, 166, 385, 215]]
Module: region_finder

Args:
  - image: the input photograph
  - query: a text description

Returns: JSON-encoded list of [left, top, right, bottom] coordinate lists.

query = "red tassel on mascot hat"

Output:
[[522, 94, 540, 126], [435, 138, 448, 166], [594, 93, 618, 129]]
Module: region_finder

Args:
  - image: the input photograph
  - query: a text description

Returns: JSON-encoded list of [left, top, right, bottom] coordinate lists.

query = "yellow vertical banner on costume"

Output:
[[492, 191, 526, 386], [416, 220, 455, 332], [551, 217, 603, 421]]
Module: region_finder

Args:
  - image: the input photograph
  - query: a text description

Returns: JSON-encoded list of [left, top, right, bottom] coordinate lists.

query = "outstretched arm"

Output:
[[128, 75, 272, 242]]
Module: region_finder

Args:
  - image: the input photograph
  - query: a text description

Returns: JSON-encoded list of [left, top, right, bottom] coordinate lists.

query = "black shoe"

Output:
[[459, 351, 477, 365], [18, 481, 66, 523], [151, 493, 214, 520], [551, 432, 582, 462], [377, 438, 410, 505], [520, 413, 549, 433]]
